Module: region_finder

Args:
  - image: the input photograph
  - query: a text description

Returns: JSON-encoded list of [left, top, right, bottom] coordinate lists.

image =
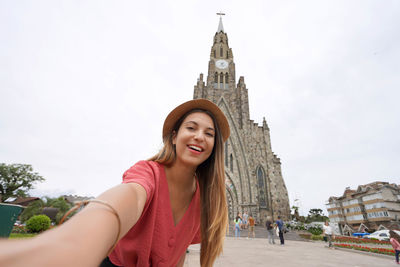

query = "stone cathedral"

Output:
[[193, 18, 290, 224]]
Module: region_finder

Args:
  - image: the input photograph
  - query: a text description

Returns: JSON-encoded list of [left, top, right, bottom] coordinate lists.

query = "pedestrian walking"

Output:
[[265, 216, 275, 244], [323, 221, 334, 248], [276, 215, 285, 245], [389, 230, 400, 265], [242, 211, 248, 229], [247, 214, 255, 238]]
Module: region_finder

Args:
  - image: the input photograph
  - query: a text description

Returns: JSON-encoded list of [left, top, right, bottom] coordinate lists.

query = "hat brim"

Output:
[[162, 99, 230, 142]]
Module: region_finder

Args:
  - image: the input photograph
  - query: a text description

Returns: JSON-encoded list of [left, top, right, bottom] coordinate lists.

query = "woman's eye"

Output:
[[206, 132, 214, 137], [186, 126, 194, 130]]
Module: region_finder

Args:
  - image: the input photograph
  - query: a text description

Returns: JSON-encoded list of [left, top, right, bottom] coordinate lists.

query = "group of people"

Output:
[[232, 213, 286, 245], [233, 212, 256, 238], [265, 216, 285, 245], [232, 214, 400, 265]]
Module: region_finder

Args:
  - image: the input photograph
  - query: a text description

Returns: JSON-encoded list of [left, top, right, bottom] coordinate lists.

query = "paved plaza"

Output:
[[184, 229, 394, 266]]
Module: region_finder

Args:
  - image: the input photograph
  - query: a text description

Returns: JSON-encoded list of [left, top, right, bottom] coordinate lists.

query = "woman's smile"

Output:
[[187, 144, 204, 153]]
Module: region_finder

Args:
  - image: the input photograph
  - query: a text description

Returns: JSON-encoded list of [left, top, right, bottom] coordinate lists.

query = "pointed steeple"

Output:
[[263, 117, 270, 131], [217, 17, 224, 33], [216, 12, 225, 33]]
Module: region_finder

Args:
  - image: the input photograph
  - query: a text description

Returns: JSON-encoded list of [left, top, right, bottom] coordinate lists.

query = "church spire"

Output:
[[216, 12, 225, 33]]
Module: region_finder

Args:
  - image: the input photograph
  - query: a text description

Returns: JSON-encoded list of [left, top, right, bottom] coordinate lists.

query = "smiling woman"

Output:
[[0, 99, 230, 267]]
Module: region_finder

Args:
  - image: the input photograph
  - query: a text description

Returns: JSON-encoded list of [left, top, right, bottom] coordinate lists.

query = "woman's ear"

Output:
[[172, 130, 177, 145]]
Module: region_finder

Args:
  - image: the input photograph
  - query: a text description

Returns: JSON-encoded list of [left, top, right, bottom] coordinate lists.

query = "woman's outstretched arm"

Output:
[[0, 183, 147, 267]]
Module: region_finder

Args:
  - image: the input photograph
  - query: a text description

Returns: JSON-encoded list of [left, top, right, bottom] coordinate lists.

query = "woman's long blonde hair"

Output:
[[149, 109, 228, 266]]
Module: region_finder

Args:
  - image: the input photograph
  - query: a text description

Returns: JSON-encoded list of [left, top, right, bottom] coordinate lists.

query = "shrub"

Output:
[[291, 223, 306, 231], [26, 215, 51, 233], [298, 224, 306, 230], [308, 226, 323, 235], [20, 200, 43, 223], [311, 234, 324, 241]]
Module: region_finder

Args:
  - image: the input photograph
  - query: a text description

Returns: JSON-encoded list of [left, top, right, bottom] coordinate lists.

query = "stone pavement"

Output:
[[184, 236, 394, 267]]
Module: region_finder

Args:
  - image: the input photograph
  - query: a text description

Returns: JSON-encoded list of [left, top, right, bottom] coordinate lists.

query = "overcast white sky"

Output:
[[1, 0, 399, 216]]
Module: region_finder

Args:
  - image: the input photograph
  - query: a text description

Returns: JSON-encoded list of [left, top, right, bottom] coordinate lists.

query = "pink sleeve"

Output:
[[122, 160, 156, 207]]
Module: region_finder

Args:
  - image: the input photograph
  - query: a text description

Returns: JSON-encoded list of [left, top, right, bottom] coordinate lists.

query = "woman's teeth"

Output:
[[188, 145, 202, 152]]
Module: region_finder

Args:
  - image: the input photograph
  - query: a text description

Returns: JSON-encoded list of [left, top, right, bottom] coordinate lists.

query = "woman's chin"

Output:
[[175, 156, 205, 169]]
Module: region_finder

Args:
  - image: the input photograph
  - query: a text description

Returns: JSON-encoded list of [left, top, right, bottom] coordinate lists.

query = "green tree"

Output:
[[45, 197, 71, 214], [291, 205, 300, 221], [45, 196, 73, 224], [20, 199, 44, 223], [20, 196, 73, 224], [306, 208, 328, 223], [0, 163, 45, 202], [20, 197, 73, 224], [309, 208, 323, 216]]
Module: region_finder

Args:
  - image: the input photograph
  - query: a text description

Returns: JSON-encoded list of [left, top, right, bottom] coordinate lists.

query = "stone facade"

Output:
[[193, 19, 290, 224]]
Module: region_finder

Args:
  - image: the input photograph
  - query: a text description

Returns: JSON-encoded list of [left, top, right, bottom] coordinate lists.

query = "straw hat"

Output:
[[162, 99, 230, 142]]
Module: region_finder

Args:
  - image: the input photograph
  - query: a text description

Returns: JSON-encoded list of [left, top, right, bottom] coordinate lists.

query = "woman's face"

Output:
[[173, 112, 215, 169]]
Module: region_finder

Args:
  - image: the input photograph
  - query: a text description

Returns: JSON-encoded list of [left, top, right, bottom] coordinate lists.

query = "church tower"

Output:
[[207, 17, 235, 91], [193, 16, 290, 224]]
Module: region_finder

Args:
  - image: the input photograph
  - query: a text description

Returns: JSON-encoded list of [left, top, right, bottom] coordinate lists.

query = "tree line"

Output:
[[0, 163, 73, 224]]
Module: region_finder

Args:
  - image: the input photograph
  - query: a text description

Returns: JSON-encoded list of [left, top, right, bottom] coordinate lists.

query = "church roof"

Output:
[[217, 17, 224, 33]]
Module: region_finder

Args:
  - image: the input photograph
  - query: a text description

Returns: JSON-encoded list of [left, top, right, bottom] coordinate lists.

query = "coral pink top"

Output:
[[108, 161, 201, 267], [391, 238, 400, 251]]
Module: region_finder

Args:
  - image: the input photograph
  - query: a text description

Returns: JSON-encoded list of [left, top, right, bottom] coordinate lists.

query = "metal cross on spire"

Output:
[[216, 12, 225, 32]]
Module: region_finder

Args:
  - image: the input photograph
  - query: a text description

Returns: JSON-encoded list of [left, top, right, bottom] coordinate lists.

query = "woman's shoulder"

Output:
[[122, 160, 165, 183], [126, 160, 163, 172]]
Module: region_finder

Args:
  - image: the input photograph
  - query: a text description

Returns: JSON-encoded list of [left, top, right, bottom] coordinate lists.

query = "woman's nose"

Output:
[[194, 131, 205, 141]]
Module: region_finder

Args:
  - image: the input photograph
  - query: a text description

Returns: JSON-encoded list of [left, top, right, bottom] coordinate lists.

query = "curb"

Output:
[[332, 246, 394, 260]]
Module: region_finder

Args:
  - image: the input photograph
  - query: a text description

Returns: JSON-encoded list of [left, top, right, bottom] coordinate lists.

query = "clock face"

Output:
[[215, 59, 229, 69]]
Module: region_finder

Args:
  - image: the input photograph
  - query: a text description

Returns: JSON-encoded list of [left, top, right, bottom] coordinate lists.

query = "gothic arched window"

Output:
[[214, 72, 218, 89], [257, 167, 267, 208], [220, 73, 224, 86], [230, 154, 233, 172], [226, 51, 229, 59], [220, 46, 223, 57], [214, 50, 216, 58], [225, 73, 229, 89], [225, 142, 228, 167]]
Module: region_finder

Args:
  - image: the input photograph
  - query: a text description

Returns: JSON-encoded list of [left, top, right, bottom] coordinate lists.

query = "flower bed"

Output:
[[11, 224, 28, 234], [334, 243, 395, 256], [333, 236, 390, 245]]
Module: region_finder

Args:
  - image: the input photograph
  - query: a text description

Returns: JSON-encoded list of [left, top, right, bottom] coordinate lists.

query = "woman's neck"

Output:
[[164, 162, 196, 190]]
